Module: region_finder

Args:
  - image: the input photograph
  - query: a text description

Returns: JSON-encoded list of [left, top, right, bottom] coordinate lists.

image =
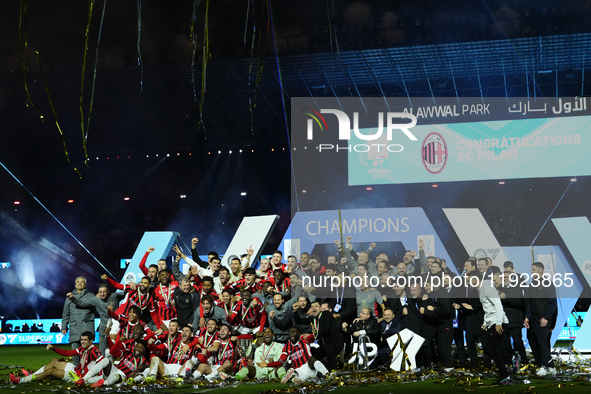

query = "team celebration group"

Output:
[[9, 236, 558, 387]]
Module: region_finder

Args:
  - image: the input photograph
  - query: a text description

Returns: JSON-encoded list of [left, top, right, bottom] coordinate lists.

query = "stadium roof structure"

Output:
[[2, 1, 591, 159], [52, 33, 591, 154]]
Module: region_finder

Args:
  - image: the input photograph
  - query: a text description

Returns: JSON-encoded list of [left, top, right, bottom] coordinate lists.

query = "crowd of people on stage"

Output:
[[10, 236, 558, 387]]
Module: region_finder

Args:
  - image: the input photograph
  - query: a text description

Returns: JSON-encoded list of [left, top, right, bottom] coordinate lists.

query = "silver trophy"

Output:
[[237, 337, 253, 359]]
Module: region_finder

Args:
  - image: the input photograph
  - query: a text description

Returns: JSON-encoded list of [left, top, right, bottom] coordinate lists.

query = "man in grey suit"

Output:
[[67, 282, 122, 355], [62, 276, 96, 365]]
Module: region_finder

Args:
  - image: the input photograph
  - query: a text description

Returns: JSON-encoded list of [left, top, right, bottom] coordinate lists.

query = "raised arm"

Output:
[[417, 241, 426, 274], [180, 254, 212, 278], [139, 247, 155, 275], [190, 238, 209, 269], [171, 254, 183, 281], [242, 245, 254, 269], [67, 292, 99, 309], [173, 245, 198, 269], [51, 345, 79, 357], [107, 307, 123, 321], [366, 242, 377, 268], [343, 236, 358, 272], [102, 274, 127, 291]]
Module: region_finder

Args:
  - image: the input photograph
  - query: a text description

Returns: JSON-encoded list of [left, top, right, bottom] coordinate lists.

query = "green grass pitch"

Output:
[[1, 345, 590, 394]]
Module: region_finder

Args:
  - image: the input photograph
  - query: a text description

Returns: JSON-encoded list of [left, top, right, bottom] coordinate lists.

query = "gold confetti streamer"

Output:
[[136, 0, 143, 92], [18, 0, 43, 120], [35, 51, 81, 178], [78, 0, 96, 166], [83, 0, 108, 167], [189, 0, 201, 102], [199, 0, 211, 139], [248, 0, 270, 134]]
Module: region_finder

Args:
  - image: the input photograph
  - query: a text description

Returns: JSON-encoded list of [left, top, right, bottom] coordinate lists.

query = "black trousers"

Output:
[[528, 320, 553, 367], [465, 316, 491, 367], [503, 324, 527, 363], [419, 324, 436, 368], [479, 327, 508, 378], [312, 339, 344, 371], [437, 321, 455, 368], [342, 331, 353, 354], [453, 328, 466, 367]]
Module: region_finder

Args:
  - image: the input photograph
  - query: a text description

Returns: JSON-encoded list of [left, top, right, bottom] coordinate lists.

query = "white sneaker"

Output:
[[536, 366, 548, 376], [443, 367, 454, 373], [281, 368, 295, 384], [548, 367, 557, 375]]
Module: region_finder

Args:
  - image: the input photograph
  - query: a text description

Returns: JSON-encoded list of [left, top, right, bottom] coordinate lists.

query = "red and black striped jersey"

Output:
[[150, 339, 195, 365], [155, 332, 182, 359], [196, 327, 220, 349], [215, 339, 236, 369], [121, 338, 139, 352], [268, 277, 291, 293], [52, 345, 103, 376], [153, 282, 179, 321], [230, 300, 266, 329], [191, 285, 220, 304], [76, 345, 104, 376], [227, 279, 262, 294], [119, 328, 155, 351], [281, 338, 312, 369], [117, 350, 148, 377], [106, 278, 156, 317], [113, 287, 160, 327], [257, 269, 273, 281], [192, 275, 218, 296], [108, 310, 152, 340]]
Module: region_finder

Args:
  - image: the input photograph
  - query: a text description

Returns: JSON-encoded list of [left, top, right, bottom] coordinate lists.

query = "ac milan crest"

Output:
[[422, 132, 447, 174]]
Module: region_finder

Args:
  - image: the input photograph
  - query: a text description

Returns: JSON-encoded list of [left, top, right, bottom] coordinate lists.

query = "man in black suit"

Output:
[[421, 279, 455, 371], [376, 308, 402, 365], [442, 274, 466, 368], [294, 300, 344, 371], [326, 273, 357, 355], [342, 307, 380, 368], [498, 270, 527, 367], [525, 262, 557, 376]]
